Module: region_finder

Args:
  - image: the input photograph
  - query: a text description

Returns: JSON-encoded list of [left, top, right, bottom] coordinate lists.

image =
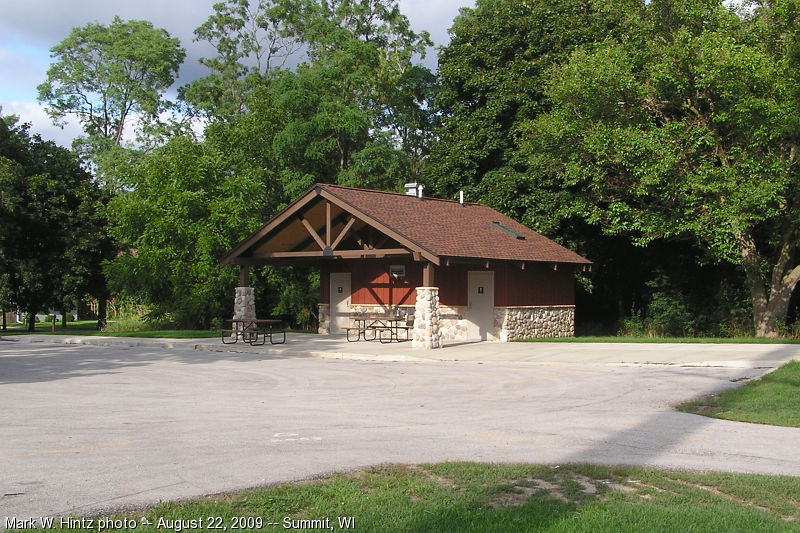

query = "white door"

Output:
[[329, 272, 351, 334], [466, 271, 494, 340]]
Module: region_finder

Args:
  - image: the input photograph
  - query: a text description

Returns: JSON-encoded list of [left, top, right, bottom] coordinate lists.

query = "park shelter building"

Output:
[[221, 183, 591, 348]]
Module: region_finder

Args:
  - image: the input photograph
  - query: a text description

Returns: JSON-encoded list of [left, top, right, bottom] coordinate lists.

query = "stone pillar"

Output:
[[232, 286, 257, 337], [412, 286, 441, 349], [318, 303, 330, 334]]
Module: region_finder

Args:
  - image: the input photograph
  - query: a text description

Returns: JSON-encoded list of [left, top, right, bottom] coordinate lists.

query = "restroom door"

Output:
[[466, 271, 494, 340], [329, 272, 351, 334]]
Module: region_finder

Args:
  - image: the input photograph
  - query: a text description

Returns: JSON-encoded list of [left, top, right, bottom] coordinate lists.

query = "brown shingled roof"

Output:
[[221, 183, 591, 266], [320, 184, 590, 264]]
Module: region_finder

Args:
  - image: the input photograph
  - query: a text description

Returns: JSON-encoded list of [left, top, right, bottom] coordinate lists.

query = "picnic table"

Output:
[[222, 319, 285, 345], [346, 313, 411, 343]]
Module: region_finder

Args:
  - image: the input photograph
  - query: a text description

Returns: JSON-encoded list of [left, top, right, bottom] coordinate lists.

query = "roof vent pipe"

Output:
[[459, 190, 464, 205], [417, 184, 424, 198]]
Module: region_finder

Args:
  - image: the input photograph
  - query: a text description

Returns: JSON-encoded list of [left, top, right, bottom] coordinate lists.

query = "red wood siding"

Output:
[[319, 260, 574, 307], [351, 260, 421, 305], [320, 259, 421, 306], [494, 262, 574, 306], [319, 263, 330, 304], [437, 264, 469, 306]]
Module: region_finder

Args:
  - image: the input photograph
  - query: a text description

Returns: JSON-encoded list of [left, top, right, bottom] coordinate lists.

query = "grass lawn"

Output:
[[0, 322, 222, 338], [39, 463, 800, 532], [1, 323, 315, 338], [678, 360, 800, 428]]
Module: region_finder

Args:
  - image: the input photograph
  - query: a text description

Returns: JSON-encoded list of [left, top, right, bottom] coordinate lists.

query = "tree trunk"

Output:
[[97, 297, 107, 330], [738, 228, 800, 337], [2, 308, 6, 331], [61, 309, 68, 329], [27, 311, 36, 332], [756, 264, 800, 337]]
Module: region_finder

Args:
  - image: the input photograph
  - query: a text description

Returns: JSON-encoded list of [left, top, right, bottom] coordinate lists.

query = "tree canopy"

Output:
[[520, 0, 800, 336], [37, 17, 185, 148], [426, 0, 800, 336], [0, 119, 113, 330], [21, 0, 800, 336]]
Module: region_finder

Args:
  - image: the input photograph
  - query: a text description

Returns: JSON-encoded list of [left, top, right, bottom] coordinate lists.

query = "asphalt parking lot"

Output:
[[1, 338, 799, 521]]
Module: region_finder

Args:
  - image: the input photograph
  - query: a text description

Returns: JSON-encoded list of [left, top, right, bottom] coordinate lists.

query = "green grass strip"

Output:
[[517, 336, 800, 344], [678, 360, 800, 427], [35, 463, 800, 532]]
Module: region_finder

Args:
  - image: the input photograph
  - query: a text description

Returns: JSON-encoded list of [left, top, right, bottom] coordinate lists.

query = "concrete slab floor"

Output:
[[0, 337, 798, 522]]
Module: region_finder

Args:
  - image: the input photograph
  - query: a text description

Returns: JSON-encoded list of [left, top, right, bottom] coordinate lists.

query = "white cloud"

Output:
[[2, 100, 83, 148], [399, 0, 473, 48], [1, 0, 474, 148]]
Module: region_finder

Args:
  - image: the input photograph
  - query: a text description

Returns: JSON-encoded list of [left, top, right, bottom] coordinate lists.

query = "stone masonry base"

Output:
[[232, 286, 256, 337], [318, 301, 574, 344], [495, 306, 575, 341], [412, 287, 440, 349], [317, 303, 330, 334]]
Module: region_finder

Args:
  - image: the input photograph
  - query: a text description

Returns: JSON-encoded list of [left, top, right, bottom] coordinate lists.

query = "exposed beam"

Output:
[[331, 216, 356, 251], [239, 266, 250, 287], [326, 201, 331, 247], [291, 212, 351, 253], [318, 188, 441, 265], [300, 217, 326, 250], [220, 184, 321, 265], [422, 262, 435, 286], [254, 248, 412, 260]]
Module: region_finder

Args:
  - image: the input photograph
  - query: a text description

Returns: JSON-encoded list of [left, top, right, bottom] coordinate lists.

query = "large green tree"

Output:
[[521, 0, 800, 336], [424, 0, 651, 332], [37, 17, 185, 149], [105, 1, 435, 327], [105, 134, 273, 328], [0, 120, 113, 330], [186, 0, 433, 184], [425, 0, 638, 212], [182, 0, 304, 119]]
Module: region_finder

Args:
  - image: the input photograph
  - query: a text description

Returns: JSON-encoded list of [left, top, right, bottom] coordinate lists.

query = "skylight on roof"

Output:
[[492, 222, 526, 240]]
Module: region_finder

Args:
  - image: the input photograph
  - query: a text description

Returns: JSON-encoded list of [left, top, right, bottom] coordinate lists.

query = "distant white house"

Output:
[[15, 309, 78, 323]]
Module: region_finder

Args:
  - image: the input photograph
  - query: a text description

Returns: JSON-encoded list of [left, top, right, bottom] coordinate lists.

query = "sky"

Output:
[[0, 0, 474, 148]]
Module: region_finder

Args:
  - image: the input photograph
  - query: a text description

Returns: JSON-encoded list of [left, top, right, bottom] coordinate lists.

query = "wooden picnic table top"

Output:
[[350, 313, 406, 319], [226, 318, 283, 325], [351, 315, 405, 323]]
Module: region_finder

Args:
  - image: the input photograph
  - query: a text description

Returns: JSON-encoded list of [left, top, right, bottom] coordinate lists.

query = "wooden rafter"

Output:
[[331, 216, 356, 251], [291, 212, 351, 253], [318, 188, 440, 265], [221, 183, 442, 266], [300, 217, 326, 250], [326, 201, 331, 247]]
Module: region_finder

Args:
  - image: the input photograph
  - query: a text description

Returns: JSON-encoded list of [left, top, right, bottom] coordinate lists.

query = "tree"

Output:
[[105, 1, 436, 328], [105, 134, 271, 328], [424, 0, 638, 209], [521, 0, 800, 336], [186, 0, 434, 185], [182, 0, 304, 119], [37, 17, 185, 148], [0, 120, 113, 330]]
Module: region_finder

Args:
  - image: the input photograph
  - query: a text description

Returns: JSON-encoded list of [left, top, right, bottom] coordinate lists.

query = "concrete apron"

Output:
[[4, 334, 799, 368]]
